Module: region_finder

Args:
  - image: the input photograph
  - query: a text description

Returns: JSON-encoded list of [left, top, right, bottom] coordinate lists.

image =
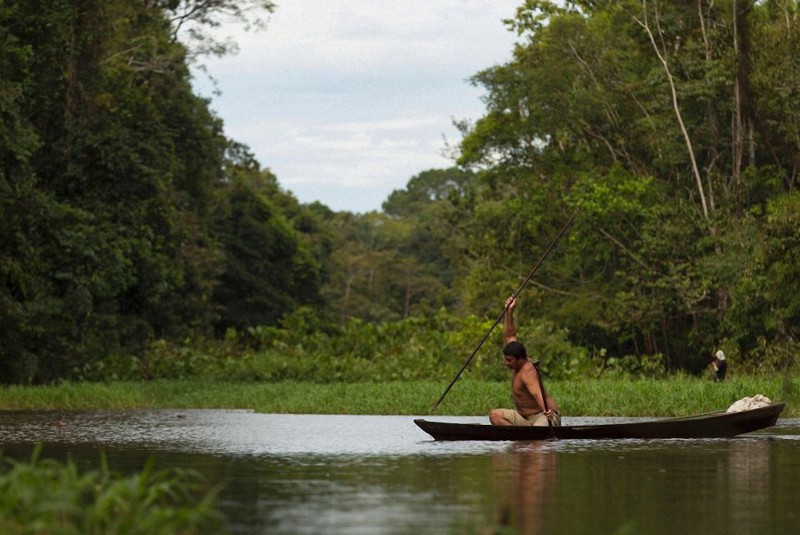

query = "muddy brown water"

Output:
[[1, 410, 798, 534]]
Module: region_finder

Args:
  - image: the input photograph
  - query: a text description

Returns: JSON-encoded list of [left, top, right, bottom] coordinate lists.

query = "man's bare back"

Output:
[[511, 360, 558, 417]]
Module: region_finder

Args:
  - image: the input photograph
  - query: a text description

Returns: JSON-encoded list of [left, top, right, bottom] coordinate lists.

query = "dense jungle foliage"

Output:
[[1, 0, 799, 385]]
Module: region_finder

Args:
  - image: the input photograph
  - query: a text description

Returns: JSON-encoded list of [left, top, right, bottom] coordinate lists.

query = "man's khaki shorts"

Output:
[[496, 408, 562, 427]]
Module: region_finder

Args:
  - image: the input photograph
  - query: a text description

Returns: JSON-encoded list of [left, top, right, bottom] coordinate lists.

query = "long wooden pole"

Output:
[[532, 360, 555, 436], [431, 208, 579, 411]]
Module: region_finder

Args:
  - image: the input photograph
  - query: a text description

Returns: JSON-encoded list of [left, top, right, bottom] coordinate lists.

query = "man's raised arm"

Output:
[[503, 296, 518, 344]]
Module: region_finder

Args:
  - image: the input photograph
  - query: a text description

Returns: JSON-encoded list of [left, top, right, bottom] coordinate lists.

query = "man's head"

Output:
[[503, 341, 527, 359], [502, 341, 528, 369]]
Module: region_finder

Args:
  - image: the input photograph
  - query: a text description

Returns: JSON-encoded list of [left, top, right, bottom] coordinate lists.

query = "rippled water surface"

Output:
[[1, 410, 798, 534]]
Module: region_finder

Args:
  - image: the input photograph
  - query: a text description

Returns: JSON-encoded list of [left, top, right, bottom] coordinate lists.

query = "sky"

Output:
[[190, 1, 520, 213]]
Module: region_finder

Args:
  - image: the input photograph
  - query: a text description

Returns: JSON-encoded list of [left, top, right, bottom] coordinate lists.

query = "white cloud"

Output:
[[319, 118, 441, 133], [192, 0, 519, 212]]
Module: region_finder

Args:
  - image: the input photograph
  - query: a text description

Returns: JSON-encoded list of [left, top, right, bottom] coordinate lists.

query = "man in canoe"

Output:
[[489, 296, 561, 427]]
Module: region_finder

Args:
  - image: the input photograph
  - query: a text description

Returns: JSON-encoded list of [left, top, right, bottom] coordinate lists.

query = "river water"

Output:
[[0, 410, 798, 535]]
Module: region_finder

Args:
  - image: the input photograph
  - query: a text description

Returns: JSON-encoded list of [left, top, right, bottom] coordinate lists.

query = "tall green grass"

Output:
[[0, 375, 796, 416], [0, 446, 223, 535]]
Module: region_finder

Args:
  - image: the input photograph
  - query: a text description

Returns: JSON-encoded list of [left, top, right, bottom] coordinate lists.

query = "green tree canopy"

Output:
[[453, 0, 800, 371]]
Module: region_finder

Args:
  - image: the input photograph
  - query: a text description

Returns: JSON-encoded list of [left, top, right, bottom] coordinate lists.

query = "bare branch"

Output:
[[634, 1, 710, 221], [163, 0, 275, 59]]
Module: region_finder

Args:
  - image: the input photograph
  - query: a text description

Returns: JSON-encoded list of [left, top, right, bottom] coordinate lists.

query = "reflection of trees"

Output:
[[491, 444, 558, 535], [9, 431, 796, 534]]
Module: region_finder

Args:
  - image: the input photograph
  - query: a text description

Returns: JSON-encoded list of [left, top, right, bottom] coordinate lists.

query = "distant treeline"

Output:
[[2, 1, 798, 384]]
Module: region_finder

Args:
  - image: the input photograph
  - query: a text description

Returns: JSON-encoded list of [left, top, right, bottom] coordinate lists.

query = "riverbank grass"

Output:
[[1, 376, 796, 417]]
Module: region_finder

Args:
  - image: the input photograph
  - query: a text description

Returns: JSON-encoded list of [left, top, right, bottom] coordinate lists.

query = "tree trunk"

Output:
[[637, 1, 711, 222]]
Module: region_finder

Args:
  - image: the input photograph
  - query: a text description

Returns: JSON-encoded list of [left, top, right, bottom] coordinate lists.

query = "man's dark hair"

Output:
[[503, 341, 527, 359]]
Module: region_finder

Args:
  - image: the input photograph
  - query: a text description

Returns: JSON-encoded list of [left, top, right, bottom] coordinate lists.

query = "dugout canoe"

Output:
[[414, 402, 785, 441]]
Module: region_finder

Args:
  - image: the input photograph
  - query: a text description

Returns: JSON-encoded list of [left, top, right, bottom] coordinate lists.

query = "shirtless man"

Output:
[[489, 296, 561, 427]]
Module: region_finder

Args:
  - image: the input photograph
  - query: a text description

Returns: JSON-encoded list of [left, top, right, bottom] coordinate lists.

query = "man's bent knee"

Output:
[[489, 409, 506, 425]]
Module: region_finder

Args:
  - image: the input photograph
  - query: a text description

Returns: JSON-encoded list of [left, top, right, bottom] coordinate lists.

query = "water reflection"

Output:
[[725, 439, 771, 535], [491, 443, 558, 535], [0, 410, 798, 535]]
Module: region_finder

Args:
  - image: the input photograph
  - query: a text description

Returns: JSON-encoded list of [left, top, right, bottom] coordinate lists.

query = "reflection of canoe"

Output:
[[415, 403, 785, 441]]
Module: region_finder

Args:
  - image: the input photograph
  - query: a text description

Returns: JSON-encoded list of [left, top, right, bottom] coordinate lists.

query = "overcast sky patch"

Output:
[[192, 1, 519, 212]]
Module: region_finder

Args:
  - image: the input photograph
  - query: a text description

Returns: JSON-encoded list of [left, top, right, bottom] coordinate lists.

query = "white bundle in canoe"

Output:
[[726, 394, 772, 413]]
